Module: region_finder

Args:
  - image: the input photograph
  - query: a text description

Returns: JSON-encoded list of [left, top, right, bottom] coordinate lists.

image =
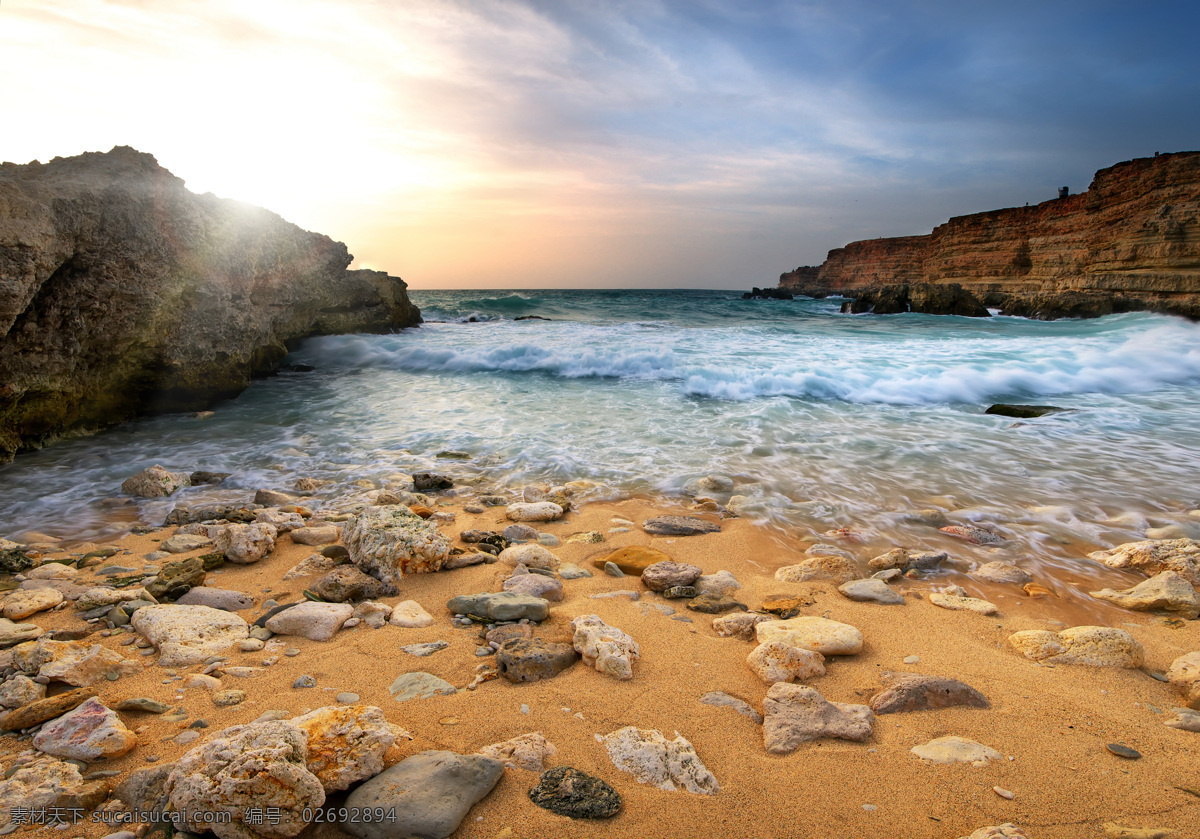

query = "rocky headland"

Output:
[[779, 151, 1200, 319], [0, 147, 421, 462]]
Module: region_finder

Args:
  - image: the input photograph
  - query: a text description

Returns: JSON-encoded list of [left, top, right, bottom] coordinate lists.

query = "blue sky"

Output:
[[3, 0, 1198, 287]]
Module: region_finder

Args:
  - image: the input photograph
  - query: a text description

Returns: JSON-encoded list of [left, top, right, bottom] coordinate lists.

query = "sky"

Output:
[[3, 1, 1199, 289]]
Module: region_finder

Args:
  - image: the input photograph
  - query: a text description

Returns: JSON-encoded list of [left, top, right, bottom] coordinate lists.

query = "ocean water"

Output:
[[2, 288, 1200, 588]]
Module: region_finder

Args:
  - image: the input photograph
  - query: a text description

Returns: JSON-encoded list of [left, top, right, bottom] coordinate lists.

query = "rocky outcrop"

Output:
[[778, 151, 1200, 318], [0, 146, 421, 461]]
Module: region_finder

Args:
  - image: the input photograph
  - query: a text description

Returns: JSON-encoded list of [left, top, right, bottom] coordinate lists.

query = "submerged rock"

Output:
[[984, 404, 1065, 419], [642, 516, 720, 536], [868, 548, 947, 572], [1088, 538, 1200, 586], [972, 561, 1033, 584], [122, 465, 190, 498]]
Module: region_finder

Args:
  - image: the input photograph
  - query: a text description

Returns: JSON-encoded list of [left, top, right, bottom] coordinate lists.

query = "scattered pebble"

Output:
[[1106, 743, 1141, 759], [293, 675, 317, 689], [993, 786, 1015, 800], [603, 562, 625, 577], [285, 648, 301, 657], [903, 655, 920, 664], [336, 692, 360, 704]]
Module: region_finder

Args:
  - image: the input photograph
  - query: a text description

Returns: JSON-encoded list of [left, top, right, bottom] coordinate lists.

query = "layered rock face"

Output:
[[0, 147, 420, 460], [779, 151, 1200, 318]]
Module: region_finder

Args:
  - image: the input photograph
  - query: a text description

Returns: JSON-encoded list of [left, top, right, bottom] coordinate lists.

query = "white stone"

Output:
[[290, 526, 340, 546], [33, 697, 137, 760], [1008, 626, 1144, 668], [25, 564, 78, 580], [213, 523, 278, 564], [342, 507, 451, 586], [266, 602, 354, 641], [283, 553, 339, 580], [0, 674, 45, 708], [161, 534, 213, 553], [601, 726, 718, 795], [571, 614, 640, 680], [122, 465, 189, 498], [712, 612, 774, 640], [496, 544, 560, 570], [505, 502, 564, 523], [694, 570, 741, 597], [755, 616, 863, 656], [255, 510, 306, 533], [478, 732, 557, 772], [2, 588, 64, 620], [747, 640, 826, 684], [911, 736, 1003, 766], [388, 600, 435, 628], [12, 638, 141, 686], [131, 605, 250, 667], [929, 593, 999, 615], [1167, 651, 1200, 686]]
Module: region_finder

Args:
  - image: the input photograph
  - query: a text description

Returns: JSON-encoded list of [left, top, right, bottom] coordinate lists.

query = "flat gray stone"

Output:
[[400, 641, 450, 657], [342, 751, 503, 839], [389, 672, 457, 702], [838, 578, 904, 605], [700, 690, 763, 724], [642, 516, 720, 536], [445, 592, 549, 622], [174, 587, 255, 612]]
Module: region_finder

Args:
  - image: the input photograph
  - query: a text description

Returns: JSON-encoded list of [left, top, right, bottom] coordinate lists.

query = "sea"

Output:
[[2, 288, 1200, 591]]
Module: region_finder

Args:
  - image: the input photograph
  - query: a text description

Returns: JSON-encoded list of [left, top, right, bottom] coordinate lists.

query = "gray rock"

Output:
[[642, 516, 720, 536], [700, 690, 763, 724], [496, 639, 579, 683], [400, 641, 450, 657], [528, 766, 622, 819], [412, 473, 453, 491], [869, 672, 989, 713], [114, 764, 173, 819], [265, 601, 354, 641], [972, 561, 1033, 584], [161, 534, 212, 554], [293, 675, 317, 688], [342, 751, 503, 839], [641, 561, 704, 592], [694, 570, 741, 596], [838, 578, 904, 605], [174, 587, 255, 612], [762, 683, 874, 754], [502, 524, 541, 542], [311, 565, 395, 603], [868, 548, 948, 572], [446, 592, 550, 622], [559, 563, 592, 580], [116, 697, 171, 713], [502, 573, 564, 601], [388, 672, 457, 702], [603, 561, 624, 577], [211, 690, 245, 706], [337, 692, 361, 704]]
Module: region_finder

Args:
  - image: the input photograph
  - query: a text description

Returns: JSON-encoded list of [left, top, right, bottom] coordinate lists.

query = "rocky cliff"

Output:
[[0, 147, 421, 461], [779, 151, 1200, 318]]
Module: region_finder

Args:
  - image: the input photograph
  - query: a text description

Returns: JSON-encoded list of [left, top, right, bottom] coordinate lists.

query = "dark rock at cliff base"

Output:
[[413, 473, 453, 491], [0, 146, 421, 462], [842, 283, 990, 317], [743, 287, 794, 300], [985, 404, 1067, 419]]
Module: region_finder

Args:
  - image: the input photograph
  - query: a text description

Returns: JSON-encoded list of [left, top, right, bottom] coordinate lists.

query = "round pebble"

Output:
[[993, 786, 1015, 800], [475, 646, 493, 656], [293, 675, 317, 689], [173, 730, 200, 745], [1106, 743, 1141, 759], [336, 692, 360, 704], [285, 648, 301, 657], [903, 655, 920, 664], [238, 638, 266, 652]]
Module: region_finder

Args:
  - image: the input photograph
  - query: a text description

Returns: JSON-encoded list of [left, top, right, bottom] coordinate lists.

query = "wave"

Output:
[[301, 317, 1200, 405]]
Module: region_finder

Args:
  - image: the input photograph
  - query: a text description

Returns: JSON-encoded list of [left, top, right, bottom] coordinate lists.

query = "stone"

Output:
[[505, 502, 564, 523], [604, 562, 624, 577], [972, 561, 1033, 584], [342, 507, 452, 585], [401, 641, 450, 657], [870, 672, 989, 713], [774, 556, 859, 584], [594, 546, 673, 575], [212, 689, 245, 707], [478, 732, 557, 771], [642, 516, 720, 536], [389, 600, 435, 628], [0, 674, 45, 708], [687, 593, 747, 613], [74, 586, 152, 612], [290, 526, 340, 546], [164, 720, 325, 838], [212, 523, 278, 565], [353, 601, 392, 628], [762, 683, 874, 753], [122, 465, 190, 498], [290, 704, 395, 792], [447, 592, 550, 622], [265, 602, 354, 641], [145, 557, 207, 601], [929, 593, 1000, 615], [601, 727, 718, 794], [694, 570, 741, 596], [699, 690, 763, 723], [162, 533, 213, 553], [1106, 742, 1141, 759], [0, 618, 45, 648], [1163, 707, 1200, 732], [497, 543, 560, 570], [497, 639, 579, 683], [283, 553, 340, 580], [255, 488, 300, 506], [12, 638, 141, 685], [756, 616, 863, 656], [115, 764, 173, 819], [567, 531, 605, 544], [868, 548, 948, 572], [641, 561, 704, 591], [1090, 570, 1200, 619], [2, 588, 64, 620], [1008, 626, 1145, 667], [132, 605, 249, 666], [911, 736, 1003, 766], [311, 565, 394, 603], [502, 523, 540, 542], [117, 697, 171, 713], [571, 615, 640, 680], [238, 638, 265, 651], [502, 573, 564, 601], [658, 584, 693, 598], [0, 688, 95, 730], [1088, 538, 1200, 586], [559, 563, 592, 580], [412, 473, 453, 491], [1167, 651, 1200, 687], [388, 672, 457, 702], [442, 550, 492, 570], [528, 766, 622, 819], [747, 640, 826, 684], [712, 612, 774, 640], [175, 587, 255, 612], [0, 754, 110, 831], [838, 578, 904, 604], [940, 525, 1004, 544], [33, 697, 137, 760], [342, 751, 503, 839]]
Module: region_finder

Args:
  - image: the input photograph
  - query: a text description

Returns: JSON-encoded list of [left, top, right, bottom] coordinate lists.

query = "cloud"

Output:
[[2, 0, 1198, 287]]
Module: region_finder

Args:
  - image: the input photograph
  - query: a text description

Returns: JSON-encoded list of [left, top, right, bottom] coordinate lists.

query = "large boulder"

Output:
[[0, 754, 110, 831], [165, 720, 325, 839], [131, 605, 249, 666], [0, 147, 420, 464], [122, 465, 190, 498], [32, 696, 137, 760], [755, 616, 863, 656], [341, 507, 451, 586], [213, 523, 278, 564], [1090, 570, 1200, 619], [1008, 626, 1144, 668], [1088, 538, 1200, 586], [289, 705, 395, 792]]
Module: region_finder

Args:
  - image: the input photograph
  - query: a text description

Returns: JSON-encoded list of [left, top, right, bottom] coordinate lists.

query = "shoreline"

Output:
[[1, 489, 1198, 839]]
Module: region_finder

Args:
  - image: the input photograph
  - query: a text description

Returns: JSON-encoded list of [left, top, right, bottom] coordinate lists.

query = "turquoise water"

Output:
[[2, 288, 1199, 583]]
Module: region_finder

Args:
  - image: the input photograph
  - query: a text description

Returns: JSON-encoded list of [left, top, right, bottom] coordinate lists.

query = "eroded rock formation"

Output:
[[779, 151, 1200, 318], [0, 146, 420, 461]]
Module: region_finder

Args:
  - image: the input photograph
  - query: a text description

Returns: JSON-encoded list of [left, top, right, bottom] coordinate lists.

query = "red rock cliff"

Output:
[[779, 151, 1200, 318]]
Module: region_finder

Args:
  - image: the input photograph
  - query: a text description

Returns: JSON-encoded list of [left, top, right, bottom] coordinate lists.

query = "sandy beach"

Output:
[[2, 491, 1197, 839]]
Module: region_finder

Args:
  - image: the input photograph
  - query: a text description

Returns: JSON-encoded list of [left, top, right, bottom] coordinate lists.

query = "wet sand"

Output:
[[5, 497, 1200, 839]]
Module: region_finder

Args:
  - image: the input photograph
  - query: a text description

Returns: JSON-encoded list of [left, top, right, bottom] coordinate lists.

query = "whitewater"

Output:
[[2, 288, 1199, 586]]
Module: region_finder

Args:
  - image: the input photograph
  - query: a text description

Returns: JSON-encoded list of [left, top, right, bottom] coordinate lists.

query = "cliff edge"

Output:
[[779, 151, 1200, 318], [0, 146, 421, 461]]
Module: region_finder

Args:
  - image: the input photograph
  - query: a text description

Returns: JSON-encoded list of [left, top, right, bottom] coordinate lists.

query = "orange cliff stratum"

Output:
[[779, 151, 1200, 319]]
